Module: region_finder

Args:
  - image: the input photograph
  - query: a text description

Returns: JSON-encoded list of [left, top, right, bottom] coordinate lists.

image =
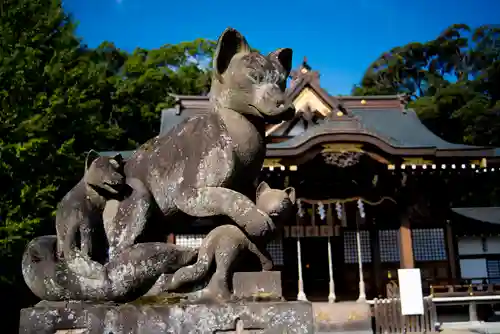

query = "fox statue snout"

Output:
[[260, 101, 296, 123], [210, 28, 295, 124]]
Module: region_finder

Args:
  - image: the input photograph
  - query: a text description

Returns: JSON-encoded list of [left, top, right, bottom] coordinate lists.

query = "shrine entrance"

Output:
[[301, 237, 330, 301], [281, 235, 356, 302]]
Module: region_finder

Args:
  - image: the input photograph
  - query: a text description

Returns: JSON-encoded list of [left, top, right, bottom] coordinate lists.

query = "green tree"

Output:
[[352, 24, 500, 146], [0, 0, 83, 262], [0, 0, 215, 330], [109, 38, 214, 146]]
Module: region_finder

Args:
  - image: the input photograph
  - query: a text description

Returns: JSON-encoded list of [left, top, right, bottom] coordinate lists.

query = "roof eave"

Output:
[[338, 95, 401, 100], [265, 132, 497, 159]]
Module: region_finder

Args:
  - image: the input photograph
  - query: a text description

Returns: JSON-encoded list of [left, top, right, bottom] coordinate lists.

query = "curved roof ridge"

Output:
[[351, 108, 481, 150]]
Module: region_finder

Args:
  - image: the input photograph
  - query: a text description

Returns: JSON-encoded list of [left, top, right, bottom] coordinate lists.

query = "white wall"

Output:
[[458, 236, 500, 255], [486, 236, 500, 254], [458, 237, 483, 255], [459, 258, 487, 283], [458, 236, 500, 283]]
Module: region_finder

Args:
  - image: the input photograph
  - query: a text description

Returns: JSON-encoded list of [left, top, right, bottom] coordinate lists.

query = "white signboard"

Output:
[[398, 268, 424, 315]]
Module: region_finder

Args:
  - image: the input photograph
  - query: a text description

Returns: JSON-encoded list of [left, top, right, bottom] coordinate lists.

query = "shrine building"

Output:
[[102, 59, 500, 302]]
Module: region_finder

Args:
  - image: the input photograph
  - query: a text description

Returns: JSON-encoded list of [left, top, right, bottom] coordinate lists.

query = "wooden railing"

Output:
[[429, 277, 500, 297], [372, 297, 438, 333]]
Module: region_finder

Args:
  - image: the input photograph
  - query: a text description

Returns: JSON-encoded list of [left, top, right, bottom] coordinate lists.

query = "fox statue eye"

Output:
[[109, 159, 120, 169], [248, 71, 262, 83]]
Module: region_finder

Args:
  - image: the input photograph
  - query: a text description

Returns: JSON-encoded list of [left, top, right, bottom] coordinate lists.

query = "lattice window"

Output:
[[266, 239, 284, 266], [412, 228, 447, 261], [175, 234, 284, 266], [175, 234, 205, 249], [487, 260, 500, 283], [379, 230, 400, 263], [344, 230, 372, 263]]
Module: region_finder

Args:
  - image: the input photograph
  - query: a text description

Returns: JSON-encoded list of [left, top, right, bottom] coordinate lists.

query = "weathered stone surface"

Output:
[[105, 27, 296, 264], [20, 300, 314, 334], [232, 271, 282, 299], [21, 27, 296, 304], [312, 302, 372, 333], [164, 183, 296, 300], [22, 235, 198, 302], [55, 153, 127, 262]]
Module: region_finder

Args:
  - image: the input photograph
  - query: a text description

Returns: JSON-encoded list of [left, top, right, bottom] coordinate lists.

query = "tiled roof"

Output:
[[267, 108, 478, 150], [452, 207, 500, 224], [103, 100, 496, 160], [160, 108, 189, 136]]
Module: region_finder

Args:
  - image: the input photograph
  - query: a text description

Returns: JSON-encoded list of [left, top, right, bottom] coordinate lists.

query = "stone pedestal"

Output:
[[312, 301, 372, 334], [232, 271, 282, 299], [20, 300, 314, 334], [146, 271, 283, 300]]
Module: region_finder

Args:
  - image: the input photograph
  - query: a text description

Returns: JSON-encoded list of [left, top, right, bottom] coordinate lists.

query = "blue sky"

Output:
[[64, 0, 498, 95]]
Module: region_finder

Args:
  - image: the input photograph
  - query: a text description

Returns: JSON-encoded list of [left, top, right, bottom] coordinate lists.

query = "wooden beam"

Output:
[[321, 143, 363, 153], [263, 158, 283, 168], [399, 216, 414, 269]]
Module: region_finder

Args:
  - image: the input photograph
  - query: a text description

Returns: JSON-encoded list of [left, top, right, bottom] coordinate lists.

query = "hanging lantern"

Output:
[[357, 199, 365, 218], [317, 201, 326, 220], [297, 199, 305, 217], [335, 202, 343, 220]]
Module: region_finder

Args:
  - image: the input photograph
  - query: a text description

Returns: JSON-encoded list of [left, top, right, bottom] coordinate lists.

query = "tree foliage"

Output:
[[0, 0, 214, 328], [352, 24, 500, 146]]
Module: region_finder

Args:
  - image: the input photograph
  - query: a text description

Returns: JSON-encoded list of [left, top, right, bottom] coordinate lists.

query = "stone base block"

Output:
[[312, 301, 373, 333], [232, 271, 282, 299], [20, 300, 314, 334]]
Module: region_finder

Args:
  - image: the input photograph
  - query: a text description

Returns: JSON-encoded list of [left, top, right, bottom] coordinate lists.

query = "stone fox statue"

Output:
[[165, 182, 296, 300], [56, 153, 127, 261], [106, 27, 296, 258], [22, 235, 198, 302]]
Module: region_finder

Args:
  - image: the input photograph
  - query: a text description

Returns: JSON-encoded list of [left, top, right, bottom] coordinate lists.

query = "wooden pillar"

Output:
[[167, 233, 176, 244], [445, 221, 458, 280], [399, 215, 415, 269]]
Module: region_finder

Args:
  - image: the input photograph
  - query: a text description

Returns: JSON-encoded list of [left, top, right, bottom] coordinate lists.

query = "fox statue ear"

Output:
[[213, 28, 251, 81], [256, 181, 271, 200], [112, 153, 123, 164], [284, 187, 296, 203], [268, 48, 293, 77], [84, 149, 100, 172]]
